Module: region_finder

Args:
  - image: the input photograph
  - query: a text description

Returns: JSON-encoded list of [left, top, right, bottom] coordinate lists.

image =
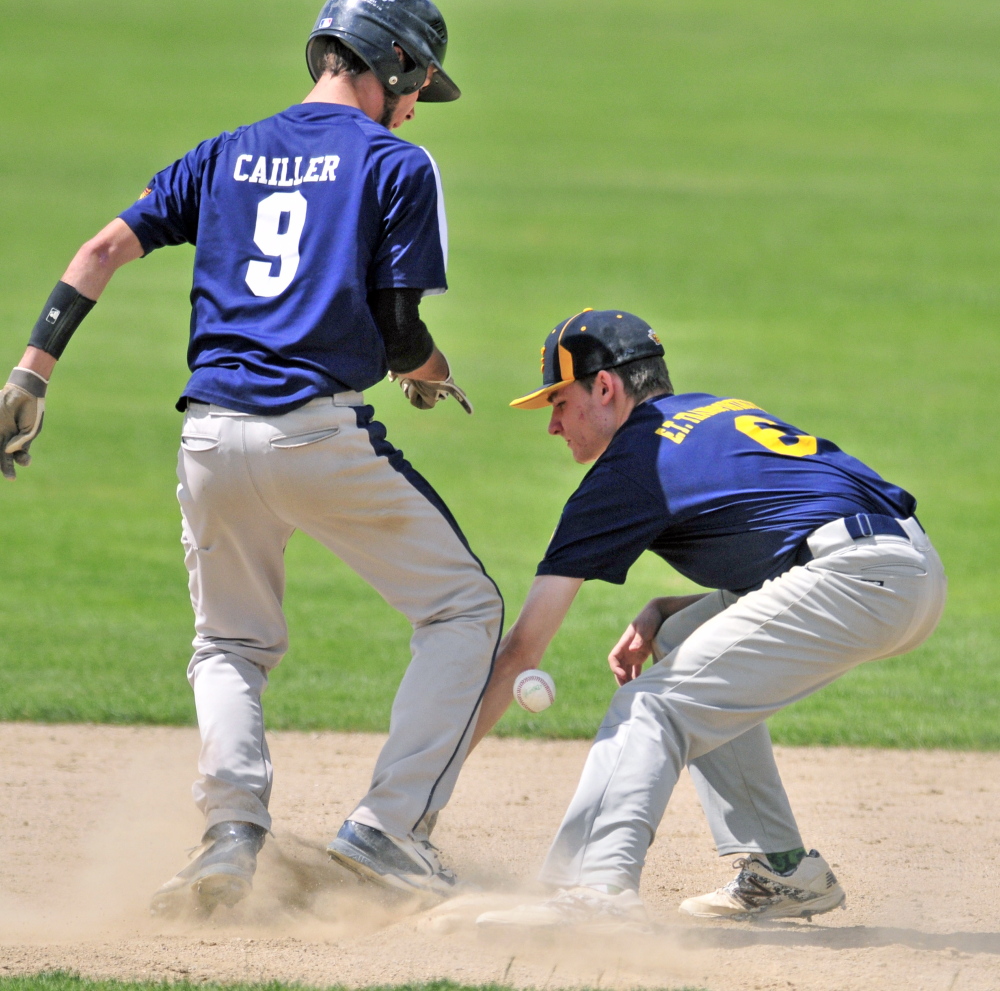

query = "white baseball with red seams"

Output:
[[513, 669, 556, 712]]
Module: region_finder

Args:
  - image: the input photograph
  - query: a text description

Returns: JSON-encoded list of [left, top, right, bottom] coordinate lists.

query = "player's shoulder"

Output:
[[180, 123, 254, 169], [363, 125, 437, 173]]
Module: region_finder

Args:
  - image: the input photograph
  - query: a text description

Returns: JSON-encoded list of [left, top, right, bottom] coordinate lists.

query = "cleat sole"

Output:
[[752, 888, 846, 921], [149, 869, 252, 918], [196, 872, 251, 911], [680, 888, 846, 923]]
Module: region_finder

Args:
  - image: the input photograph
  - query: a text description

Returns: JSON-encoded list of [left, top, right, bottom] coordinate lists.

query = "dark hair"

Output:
[[578, 356, 674, 403], [317, 37, 405, 128], [317, 37, 371, 77]]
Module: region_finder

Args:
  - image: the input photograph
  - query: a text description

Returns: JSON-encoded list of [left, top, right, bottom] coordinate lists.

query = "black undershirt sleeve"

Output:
[[371, 288, 435, 375]]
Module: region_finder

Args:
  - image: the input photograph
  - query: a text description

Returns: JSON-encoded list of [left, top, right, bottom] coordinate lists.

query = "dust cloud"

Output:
[[1, 724, 998, 990]]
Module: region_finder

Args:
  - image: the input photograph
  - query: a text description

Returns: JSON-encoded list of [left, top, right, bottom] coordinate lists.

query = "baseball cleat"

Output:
[[327, 819, 459, 900], [477, 886, 652, 933], [149, 820, 267, 918], [679, 849, 846, 922]]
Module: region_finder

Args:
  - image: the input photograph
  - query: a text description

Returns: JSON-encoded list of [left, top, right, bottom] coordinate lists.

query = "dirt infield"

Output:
[[0, 724, 997, 991]]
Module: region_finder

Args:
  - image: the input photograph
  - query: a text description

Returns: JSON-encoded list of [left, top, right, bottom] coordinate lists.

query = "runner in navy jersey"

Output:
[[0, 0, 503, 916]]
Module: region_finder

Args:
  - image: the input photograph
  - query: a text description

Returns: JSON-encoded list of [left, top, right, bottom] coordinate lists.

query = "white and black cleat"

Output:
[[150, 820, 266, 918], [327, 819, 459, 901], [679, 849, 846, 922]]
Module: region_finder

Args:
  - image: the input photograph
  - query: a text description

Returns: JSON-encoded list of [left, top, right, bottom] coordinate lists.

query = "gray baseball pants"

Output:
[[652, 592, 805, 858], [539, 517, 946, 891], [177, 395, 503, 840]]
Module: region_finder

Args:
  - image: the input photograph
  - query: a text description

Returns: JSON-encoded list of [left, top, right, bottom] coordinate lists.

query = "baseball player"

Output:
[[472, 309, 946, 929], [0, 0, 503, 916]]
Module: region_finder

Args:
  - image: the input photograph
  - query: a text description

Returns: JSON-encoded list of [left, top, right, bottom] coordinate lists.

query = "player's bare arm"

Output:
[[470, 574, 583, 750], [59, 219, 145, 300], [608, 593, 708, 685], [1, 219, 142, 479]]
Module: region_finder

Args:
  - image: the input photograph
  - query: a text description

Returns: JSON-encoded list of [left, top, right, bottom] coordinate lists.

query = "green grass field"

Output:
[[0, 977, 706, 991], [1, 0, 997, 746]]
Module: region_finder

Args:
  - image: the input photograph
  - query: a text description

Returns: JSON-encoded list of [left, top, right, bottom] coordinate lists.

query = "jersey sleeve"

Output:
[[537, 464, 669, 585], [372, 146, 448, 295], [118, 136, 223, 254]]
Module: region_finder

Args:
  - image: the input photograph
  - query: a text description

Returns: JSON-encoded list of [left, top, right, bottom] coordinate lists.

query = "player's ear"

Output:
[[596, 369, 617, 405]]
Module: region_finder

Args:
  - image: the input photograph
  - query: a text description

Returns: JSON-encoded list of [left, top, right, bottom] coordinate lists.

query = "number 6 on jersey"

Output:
[[245, 191, 308, 298]]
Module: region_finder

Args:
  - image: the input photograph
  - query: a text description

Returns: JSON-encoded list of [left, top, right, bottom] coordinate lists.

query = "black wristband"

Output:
[[28, 281, 97, 359], [371, 287, 434, 374]]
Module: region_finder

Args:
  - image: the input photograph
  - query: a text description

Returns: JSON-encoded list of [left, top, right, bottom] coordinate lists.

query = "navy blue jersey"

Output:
[[119, 103, 448, 415], [537, 393, 917, 593]]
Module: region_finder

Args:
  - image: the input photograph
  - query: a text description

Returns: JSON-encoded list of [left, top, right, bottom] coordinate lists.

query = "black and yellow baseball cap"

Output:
[[510, 309, 665, 410]]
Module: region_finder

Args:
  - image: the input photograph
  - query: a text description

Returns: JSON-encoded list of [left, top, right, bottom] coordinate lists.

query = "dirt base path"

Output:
[[0, 724, 997, 991]]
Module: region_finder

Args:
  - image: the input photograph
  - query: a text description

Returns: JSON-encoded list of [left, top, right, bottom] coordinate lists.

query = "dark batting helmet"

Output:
[[306, 0, 460, 102]]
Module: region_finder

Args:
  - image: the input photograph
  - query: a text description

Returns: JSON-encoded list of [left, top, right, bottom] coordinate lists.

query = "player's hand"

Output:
[[389, 371, 474, 414], [608, 600, 665, 687], [608, 595, 709, 686], [0, 368, 47, 481]]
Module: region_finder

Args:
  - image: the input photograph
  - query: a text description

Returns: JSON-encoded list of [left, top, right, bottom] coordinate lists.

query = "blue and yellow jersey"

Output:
[[537, 392, 917, 593], [120, 103, 448, 415]]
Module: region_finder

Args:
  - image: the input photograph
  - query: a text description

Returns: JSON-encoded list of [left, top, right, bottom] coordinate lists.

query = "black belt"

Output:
[[793, 513, 916, 567], [844, 513, 909, 540]]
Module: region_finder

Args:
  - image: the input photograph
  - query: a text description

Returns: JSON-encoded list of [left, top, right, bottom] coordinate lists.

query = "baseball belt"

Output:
[[187, 392, 365, 416], [795, 513, 923, 566]]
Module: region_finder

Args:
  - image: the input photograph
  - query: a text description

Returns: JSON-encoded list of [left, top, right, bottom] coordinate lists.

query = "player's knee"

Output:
[[436, 572, 503, 627], [604, 677, 675, 726]]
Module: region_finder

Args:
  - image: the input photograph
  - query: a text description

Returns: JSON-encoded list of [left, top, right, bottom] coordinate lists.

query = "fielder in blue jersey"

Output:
[[472, 309, 946, 930], [0, 0, 503, 916]]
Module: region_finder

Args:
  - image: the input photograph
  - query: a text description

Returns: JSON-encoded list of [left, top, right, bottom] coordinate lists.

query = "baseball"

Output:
[[513, 669, 556, 713]]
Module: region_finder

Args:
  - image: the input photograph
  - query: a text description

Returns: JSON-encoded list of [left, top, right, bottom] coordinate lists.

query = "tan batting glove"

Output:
[[389, 362, 473, 415], [0, 367, 47, 480]]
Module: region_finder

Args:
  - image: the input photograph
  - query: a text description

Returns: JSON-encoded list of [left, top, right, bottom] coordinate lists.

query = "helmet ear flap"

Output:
[[305, 36, 327, 82], [368, 45, 427, 95]]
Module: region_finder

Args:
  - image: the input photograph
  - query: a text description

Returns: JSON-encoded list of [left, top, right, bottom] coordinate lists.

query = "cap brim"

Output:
[[419, 65, 460, 102], [509, 380, 573, 410]]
